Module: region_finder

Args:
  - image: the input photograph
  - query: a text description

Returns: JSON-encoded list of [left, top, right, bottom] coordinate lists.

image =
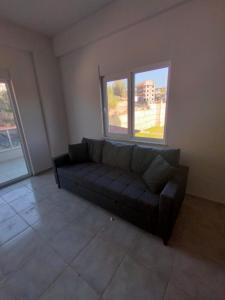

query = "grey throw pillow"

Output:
[[131, 145, 180, 174], [102, 141, 133, 171], [143, 155, 175, 193], [131, 145, 156, 174]]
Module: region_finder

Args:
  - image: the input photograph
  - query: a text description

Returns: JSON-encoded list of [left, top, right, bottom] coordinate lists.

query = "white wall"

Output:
[[54, 0, 190, 56], [33, 48, 68, 157], [0, 20, 68, 173], [55, 0, 225, 204]]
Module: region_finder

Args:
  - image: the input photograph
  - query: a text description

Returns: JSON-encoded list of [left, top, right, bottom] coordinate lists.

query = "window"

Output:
[[105, 78, 128, 135], [102, 63, 170, 143]]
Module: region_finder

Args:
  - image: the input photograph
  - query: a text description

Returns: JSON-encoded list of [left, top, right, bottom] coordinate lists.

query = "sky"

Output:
[[135, 67, 168, 88]]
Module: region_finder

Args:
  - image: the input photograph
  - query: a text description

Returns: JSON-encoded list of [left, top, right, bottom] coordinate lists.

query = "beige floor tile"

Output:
[[39, 267, 98, 300], [103, 255, 167, 300]]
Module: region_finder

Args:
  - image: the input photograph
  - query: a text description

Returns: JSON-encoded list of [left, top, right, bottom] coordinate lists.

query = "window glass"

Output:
[[106, 79, 128, 135], [134, 67, 169, 140]]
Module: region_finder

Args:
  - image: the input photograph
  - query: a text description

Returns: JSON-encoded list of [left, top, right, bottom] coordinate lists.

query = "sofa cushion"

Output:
[[57, 162, 159, 214], [122, 180, 159, 213], [131, 145, 180, 174], [102, 141, 134, 171], [57, 162, 101, 184], [143, 155, 175, 193], [68, 143, 89, 164], [82, 138, 104, 163], [92, 170, 138, 200]]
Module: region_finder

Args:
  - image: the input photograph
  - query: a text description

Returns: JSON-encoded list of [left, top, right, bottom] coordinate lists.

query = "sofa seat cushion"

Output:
[[57, 163, 102, 185], [121, 178, 159, 212], [90, 170, 138, 200], [58, 162, 159, 215]]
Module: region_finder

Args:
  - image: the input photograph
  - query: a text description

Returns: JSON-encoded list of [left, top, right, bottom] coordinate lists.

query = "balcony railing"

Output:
[[0, 127, 21, 152]]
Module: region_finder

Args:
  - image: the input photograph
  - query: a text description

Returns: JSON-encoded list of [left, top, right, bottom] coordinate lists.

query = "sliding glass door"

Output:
[[0, 80, 30, 186]]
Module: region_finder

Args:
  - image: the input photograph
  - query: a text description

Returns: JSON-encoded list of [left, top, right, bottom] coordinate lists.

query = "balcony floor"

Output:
[[0, 157, 28, 185]]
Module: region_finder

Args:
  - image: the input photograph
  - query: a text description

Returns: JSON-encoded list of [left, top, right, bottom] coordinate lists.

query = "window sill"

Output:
[[104, 136, 167, 147]]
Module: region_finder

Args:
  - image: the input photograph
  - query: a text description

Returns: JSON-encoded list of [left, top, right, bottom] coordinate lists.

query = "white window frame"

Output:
[[102, 61, 171, 145]]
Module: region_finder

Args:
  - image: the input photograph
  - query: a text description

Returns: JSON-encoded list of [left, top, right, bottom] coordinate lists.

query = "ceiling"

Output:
[[0, 0, 113, 36]]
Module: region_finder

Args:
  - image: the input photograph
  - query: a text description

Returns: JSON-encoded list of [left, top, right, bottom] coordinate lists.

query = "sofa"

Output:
[[53, 138, 188, 244]]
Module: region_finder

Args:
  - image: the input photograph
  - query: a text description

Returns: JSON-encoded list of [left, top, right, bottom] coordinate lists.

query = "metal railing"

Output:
[[0, 127, 21, 152]]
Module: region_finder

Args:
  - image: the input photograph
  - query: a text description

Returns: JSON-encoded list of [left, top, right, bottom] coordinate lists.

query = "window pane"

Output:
[[0, 130, 10, 150], [106, 79, 128, 134], [10, 128, 21, 147], [0, 82, 16, 150], [134, 67, 169, 140]]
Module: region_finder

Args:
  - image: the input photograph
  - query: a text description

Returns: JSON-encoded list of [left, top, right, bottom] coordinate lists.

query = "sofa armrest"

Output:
[[52, 153, 71, 187], [158, 165, 188, 244], [53, 153, 71, 168]]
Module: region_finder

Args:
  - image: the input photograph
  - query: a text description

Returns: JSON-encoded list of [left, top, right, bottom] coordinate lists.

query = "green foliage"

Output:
[[0, 89, 14, 126], [107, 85, 120, 109], [107, 80, 127, 110], [135, 126, 164, 139], [112, 80, 126, 97], [0, 90, 12, 112]]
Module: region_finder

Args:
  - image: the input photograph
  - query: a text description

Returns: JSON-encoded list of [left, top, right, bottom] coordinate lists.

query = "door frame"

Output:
[[0, 77, 32, 188]]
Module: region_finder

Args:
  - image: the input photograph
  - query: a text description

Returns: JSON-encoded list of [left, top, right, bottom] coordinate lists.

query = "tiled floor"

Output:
[[0, 156, 28, 185], [0, 172, 224, 300]]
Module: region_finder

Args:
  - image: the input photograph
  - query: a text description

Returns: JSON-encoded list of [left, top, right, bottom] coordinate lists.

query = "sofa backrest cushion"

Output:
[[68, 143, 89, 163], [102, 141, 134, 171], [143, 155, 175, 193], [131, 145, 180, 174], [82, 138, 105, 163]]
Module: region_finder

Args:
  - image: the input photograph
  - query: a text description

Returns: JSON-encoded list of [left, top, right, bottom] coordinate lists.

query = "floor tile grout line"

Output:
[[0, 192, 99, 298], [36, 226, 106, 300], [4, 199, 34, 227], [0, 240, 44, 284], [0, 185, 33, 202], [36, 263, 69, 300], [99, 251, 127, 300], [0, 225, 31, 249], [47, 223, 105, 267], [65, 222, 127, 296], [27, 204, 106, 259], [0, 182, 73, 295], [0, 195, 33, 247], [0, 177, 61, 247], [61, 218, 144, 297], [2, 194, 75, 248], [27, 202, 92, 243], [7, 190, 72, 225], [66, 225, 106, 266], [107, 244, 176, 300], [0, 182, 28, 196]]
